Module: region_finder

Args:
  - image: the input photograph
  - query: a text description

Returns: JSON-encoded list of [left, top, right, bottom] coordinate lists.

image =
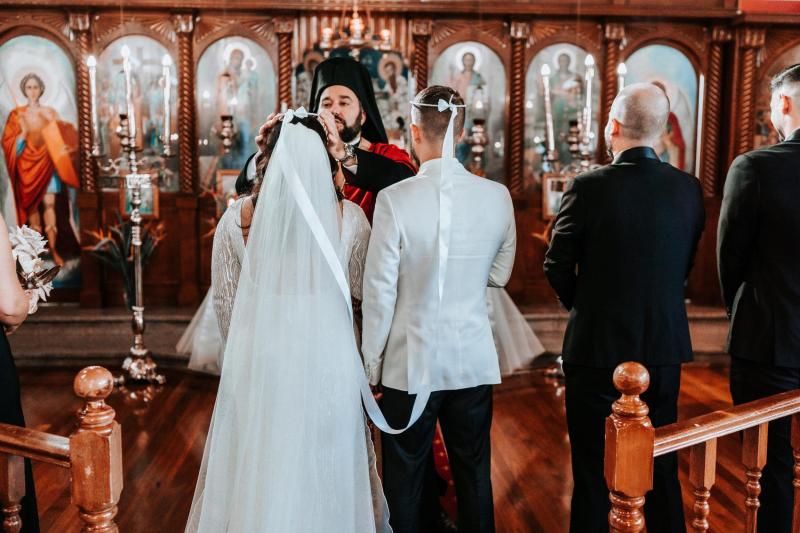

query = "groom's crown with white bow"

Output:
[[282, 106, 318, 123]]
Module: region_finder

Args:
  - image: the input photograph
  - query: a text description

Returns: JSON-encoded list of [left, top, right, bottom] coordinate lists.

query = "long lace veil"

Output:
[[186, 116, 390, 532]]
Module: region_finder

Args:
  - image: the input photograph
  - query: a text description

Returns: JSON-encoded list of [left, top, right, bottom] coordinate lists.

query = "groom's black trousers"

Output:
[[381, 385, 494, 533]]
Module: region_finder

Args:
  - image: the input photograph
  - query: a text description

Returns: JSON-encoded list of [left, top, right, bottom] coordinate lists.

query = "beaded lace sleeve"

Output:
[[346, 202, 371, 302], [211, 202, 244, 343]]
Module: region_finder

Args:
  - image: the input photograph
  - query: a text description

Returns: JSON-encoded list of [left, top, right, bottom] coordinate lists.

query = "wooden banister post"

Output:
[[70, 367, 123, 533], [742, 422, 768, 533], [792, 414, 800, 530], [605, 362, 654, 533], [0, 455, 24, 533], [689, 439, 717, 532]]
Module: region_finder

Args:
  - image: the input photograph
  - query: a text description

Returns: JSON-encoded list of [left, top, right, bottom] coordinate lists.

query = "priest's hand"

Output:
[[318, 109, 347, 161], [254, 112, 283, 152]]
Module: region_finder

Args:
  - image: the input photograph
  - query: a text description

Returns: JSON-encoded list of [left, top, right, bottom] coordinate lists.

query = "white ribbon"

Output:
[[408, 96, 466, 392], [276, 118, 428, 435], [282, 106, 316, 123]]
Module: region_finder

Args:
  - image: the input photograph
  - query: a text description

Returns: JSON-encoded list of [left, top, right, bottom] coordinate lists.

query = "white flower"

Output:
[[8, 225, 55, 310]]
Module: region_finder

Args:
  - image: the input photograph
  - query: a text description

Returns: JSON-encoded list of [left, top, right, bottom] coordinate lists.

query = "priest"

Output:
[[235, 56, 415, 221]]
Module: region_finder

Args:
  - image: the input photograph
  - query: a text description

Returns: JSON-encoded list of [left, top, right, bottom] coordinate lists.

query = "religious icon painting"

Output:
[[119, 181, 159, 219], [542, 173, 573, 219], [431, 41, 506, 183], [624, 44, 699, 174], [0, 35, 81, 289], [197, 37, 276, 191], [524, 43, 602, 195], [214, 169, 240, 217], [753, 43, 800, 148]]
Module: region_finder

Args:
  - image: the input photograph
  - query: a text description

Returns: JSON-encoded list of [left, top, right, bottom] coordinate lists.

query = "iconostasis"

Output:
[[0, 3, 796, 307]]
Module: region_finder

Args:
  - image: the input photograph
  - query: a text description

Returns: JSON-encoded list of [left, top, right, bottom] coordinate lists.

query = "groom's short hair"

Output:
[[411, 85, 466, 141]]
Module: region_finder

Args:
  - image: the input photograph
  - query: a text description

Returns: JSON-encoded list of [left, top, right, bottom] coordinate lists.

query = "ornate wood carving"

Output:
[[429, 19, 507, 52], [525, 20, 602, 58], [193, 14, 278, 58], [411, 19, 432, 91], [0, 11, 71, 42], [623, 22, 708, 70], [700, 26, 732, 198], [0, 454, 24, 533], [790, 414, 800, 529], [275, 17, 293, 110], [600, 23, 625, 163], [94, 12, 176, 49], [742, 423, 768, 532], [736, 27, 766, 157], [605, 362, 654, 533], [759, 28, 800, 75], [508, 21, 528, 196], [70, 12, 96, 193], [174, 14, 196, 194]]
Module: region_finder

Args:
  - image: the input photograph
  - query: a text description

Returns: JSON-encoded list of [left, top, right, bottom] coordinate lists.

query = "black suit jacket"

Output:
[[718, 128, 800, 367], [544, 147, 705, 368]]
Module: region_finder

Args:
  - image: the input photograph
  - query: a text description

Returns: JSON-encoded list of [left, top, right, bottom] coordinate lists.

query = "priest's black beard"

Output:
[[340, 121, 361, 143]]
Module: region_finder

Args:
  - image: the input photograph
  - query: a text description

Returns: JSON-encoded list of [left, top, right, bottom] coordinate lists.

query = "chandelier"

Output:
[[319, 0, 392, 57]]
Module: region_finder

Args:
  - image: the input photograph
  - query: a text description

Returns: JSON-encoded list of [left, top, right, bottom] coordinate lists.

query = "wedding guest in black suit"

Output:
[[718, 63, 800, 533], [0, 213, 38, 533], [545, 82, 704, 533]]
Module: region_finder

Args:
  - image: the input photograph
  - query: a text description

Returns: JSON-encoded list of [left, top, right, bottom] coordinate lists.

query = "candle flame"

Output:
[[86, 55, 97, 68], [121, 45, 130, 59], [162, 54, 172, 67], [617, 63, 627, 75], [585, 54, 595, 68], [540, 64, 551, 77]]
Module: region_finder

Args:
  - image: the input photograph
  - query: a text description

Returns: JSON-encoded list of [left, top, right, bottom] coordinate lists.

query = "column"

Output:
[[735, 27, 766, 157], [275, 17, 294, 109], [508, 20, 529, 196], [700, 26, 732, 197], [411, 19, 432, 91], [600, 23, 625, 162]]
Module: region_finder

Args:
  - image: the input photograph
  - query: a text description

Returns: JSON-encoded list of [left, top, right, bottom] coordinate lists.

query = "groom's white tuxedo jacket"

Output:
[[361, 158, 516, 392]]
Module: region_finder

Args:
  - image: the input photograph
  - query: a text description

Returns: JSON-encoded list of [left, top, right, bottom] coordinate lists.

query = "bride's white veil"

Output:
[[186, 113, 390, 532]]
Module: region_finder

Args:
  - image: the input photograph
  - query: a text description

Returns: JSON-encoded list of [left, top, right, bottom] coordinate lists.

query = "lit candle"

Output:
[[161, 54, 172, 151], [617, 63, 627, 92], [583, 54, 595, 141], [121, 45, 136, 144], [541, 63, 555, 153], [228, 96, 238, 116], [86, 55, 99, 154], [321, 27, 334, 48]]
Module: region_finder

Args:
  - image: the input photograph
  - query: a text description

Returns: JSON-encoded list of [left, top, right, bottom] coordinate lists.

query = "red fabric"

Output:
[[343, 143, 416, 222], [666, 112, 687, 171]]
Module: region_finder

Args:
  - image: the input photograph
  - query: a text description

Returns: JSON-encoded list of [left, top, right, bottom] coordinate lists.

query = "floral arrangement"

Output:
[[84, 213, 166, 309], [8, 225, 60, 314]]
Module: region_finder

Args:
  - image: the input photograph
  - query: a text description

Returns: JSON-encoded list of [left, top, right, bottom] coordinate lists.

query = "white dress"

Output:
[[176, 199, 246, 375], [488, 287, 546, 375]]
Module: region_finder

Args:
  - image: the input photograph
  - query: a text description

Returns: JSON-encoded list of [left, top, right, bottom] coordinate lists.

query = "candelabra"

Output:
[[466, 118, 488, 175], [117, 118, 165, 386]]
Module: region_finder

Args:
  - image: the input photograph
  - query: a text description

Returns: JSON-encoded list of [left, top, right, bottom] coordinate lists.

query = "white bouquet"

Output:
[[8, 225, 60, 314]]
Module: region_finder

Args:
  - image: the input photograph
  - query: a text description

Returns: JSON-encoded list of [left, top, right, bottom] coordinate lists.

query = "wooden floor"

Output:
[[19, 364, 745, 532]]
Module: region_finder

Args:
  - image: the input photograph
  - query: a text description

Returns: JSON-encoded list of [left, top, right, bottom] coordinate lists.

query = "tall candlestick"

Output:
[[86, 55, 100, 156], [541, 64, 555, 154], [617, 63, 627, 93], [121, 45, 136, 146], [583, 54, 595, 143], [161, 54, 172, 154]]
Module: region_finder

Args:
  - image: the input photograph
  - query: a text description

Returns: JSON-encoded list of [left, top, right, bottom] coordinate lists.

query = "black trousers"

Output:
[[730, 357, 800, 533], [564, 363, 685, 533], [381, 385, 494, 533]]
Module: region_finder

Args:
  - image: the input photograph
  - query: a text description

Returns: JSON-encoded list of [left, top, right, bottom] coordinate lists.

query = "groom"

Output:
[[362, 85, 516, 533]]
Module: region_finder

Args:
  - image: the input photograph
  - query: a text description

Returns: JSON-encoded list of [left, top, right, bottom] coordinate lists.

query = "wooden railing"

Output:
[[604, 362, 800, 533], [0, 366, 123, 533]]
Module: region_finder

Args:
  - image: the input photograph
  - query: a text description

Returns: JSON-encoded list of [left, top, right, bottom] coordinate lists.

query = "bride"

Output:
[[186, 111, 389, 532]]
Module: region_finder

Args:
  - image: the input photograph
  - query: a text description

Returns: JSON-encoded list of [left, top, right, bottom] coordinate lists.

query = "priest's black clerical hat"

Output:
[[309, 56, 388, 144]]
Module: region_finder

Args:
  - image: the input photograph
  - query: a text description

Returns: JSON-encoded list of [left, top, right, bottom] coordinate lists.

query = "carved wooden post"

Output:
[[742, 422, 768, 533], [700, 26, 732, 197], [508, 20, 529, 196], [599, 23, 625, 163], [605, 362, 654, 533], [70, 366, 123, 533], [0, 455, 24, 533], [69, 12, 96, 193], [689, 439, 717, 532], [174, 13, 200, 305], [411, 19, 432, 92], [735, 27, 766, 157], [275, 17, 294, 110], [791, 414, 800, 530]]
